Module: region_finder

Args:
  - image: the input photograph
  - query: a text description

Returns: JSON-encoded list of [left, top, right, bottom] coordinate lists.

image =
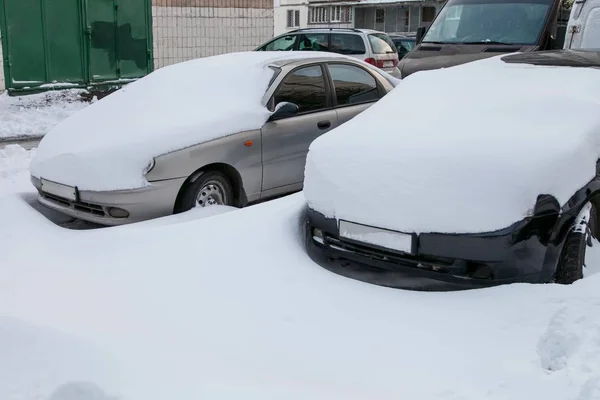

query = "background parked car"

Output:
[[30, 52, 398, 226], [388, 33, 416, 60], [398, 0, 570, 78], [255, 28, 401, 78]]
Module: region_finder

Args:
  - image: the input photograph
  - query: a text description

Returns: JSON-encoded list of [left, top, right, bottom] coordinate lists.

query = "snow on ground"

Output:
[[0, 89, 91, 140], [2, 146, 600, 400], [0, 144, 37, 194]]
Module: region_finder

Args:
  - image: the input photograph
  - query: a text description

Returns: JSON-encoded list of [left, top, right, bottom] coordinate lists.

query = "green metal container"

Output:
[[0, 0, 154, 93]]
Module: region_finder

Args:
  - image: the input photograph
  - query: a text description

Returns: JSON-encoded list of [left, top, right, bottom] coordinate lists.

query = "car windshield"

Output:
[[368, 33, 398, 54], [422, 0, 552, 45], [394, 39, 415, 52]]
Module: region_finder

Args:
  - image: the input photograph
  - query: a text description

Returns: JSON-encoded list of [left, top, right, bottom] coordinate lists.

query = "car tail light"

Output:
[[364, 57, 398, 69]]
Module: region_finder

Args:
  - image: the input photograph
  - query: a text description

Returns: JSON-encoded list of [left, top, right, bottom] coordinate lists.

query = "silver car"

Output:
[[256, 28, 402, 79], [31, 55, 397, 226]]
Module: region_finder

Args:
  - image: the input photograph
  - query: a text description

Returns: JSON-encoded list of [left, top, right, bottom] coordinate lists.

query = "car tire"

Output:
[[555, 230, 586, 284], [175, 170, 234, 213], [554, 203, 593, 284]]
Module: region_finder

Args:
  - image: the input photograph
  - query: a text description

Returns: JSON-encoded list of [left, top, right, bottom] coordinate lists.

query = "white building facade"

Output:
[[274, 0, 442, 37]]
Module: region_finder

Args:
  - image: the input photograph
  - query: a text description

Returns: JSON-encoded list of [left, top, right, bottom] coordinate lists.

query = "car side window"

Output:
[[297, 33, 330, 51], [330, 33, 366, 55], [272, 65, 327, 114], [327, 64, 380, 106], [262, 35, 298, 51]]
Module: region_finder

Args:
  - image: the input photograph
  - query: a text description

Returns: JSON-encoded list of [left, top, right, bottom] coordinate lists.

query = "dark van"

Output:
[[398, 0, 570, 78]]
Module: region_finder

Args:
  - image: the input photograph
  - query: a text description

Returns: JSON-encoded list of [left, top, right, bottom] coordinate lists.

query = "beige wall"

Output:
[[152, 0, 274, 68], [154, 0, 272, 8]]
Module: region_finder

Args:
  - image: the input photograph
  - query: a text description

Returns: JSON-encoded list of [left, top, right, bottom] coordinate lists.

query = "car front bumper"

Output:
[[31, 176, 187, 226], [304, 208, 562, 291]]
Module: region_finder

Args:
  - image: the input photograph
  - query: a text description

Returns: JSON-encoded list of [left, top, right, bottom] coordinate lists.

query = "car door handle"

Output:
[[317, 120, 331, 130]]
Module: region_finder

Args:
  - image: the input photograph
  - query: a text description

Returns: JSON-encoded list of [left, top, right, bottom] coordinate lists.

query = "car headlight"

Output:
[[143, 158, 155, 175]]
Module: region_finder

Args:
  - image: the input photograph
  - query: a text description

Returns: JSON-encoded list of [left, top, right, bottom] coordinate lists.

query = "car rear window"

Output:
[[331, 33, 366, 55], [368, 33, 397, 54]]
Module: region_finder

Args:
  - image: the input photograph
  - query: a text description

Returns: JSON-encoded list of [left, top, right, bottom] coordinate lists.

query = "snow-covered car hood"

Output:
[[304, 54, 600, 234], [29, 51, 353, 192]]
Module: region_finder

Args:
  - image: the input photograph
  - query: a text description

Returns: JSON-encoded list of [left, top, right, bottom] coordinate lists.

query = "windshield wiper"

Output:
[[461, 41, 516, 45], [422, 40, 517, 45]]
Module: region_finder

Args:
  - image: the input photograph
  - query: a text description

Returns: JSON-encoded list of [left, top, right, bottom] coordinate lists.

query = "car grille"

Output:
[[41, 192, 106, 217], [322, 233, 456, 272]]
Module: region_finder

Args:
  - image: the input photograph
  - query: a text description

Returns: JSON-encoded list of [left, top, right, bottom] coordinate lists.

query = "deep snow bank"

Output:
[[0, 89, 90, 140], [0, 144, 36, 195], [304, 55, 600, 234], [3, 142, 600, 400]]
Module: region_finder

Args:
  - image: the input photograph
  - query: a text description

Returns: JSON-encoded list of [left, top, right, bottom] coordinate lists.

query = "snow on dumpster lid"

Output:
[[303, 54, 600, 234]]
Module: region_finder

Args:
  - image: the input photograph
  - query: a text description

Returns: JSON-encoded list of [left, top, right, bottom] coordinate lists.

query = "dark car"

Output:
[[388, 34, 416, 60], [303, 49, 600, 291], [397, 0, 571, 78]]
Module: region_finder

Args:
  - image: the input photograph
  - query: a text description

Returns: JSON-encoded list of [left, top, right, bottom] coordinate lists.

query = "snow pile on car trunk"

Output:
[[29, 51, 352, 192], [304, 54, 600, 234]]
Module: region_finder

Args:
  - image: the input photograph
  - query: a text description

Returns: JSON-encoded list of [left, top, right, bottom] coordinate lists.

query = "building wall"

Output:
[[355, 2, 441, 33], [0, 27, 4, 92], [274, 1, 309, 36], [152, 0, 274, 68]]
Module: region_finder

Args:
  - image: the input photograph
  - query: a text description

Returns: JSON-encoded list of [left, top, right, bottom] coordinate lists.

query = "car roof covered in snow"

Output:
[[303, 53, 600, 234], [29, 51, 351, 192]]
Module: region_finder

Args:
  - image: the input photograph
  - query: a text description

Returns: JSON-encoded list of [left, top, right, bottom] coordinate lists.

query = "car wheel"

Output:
[[175, 171, 234, 213], [555, 202, 593, 284]]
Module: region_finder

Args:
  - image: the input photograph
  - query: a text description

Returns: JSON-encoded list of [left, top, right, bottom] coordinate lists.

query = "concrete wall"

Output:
[[152, 0, 274, 68], [0, 27, 4, 92], [274, 0, 309, 36]]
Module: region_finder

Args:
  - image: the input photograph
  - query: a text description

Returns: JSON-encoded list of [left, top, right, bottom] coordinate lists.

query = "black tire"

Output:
[[555, 230, 586, 284], [174, 170, 234, 213]]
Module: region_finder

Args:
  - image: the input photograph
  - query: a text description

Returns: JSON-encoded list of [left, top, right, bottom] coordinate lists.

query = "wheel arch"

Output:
[[173, 163, 248, 212]]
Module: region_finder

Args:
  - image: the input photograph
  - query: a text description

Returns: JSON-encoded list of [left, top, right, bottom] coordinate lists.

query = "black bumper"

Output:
[[304, 208, 564, 291]]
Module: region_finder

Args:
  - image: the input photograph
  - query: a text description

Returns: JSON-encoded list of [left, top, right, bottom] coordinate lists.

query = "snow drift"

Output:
[[3, 143, 600, 400], [304, 54, 600, 234]]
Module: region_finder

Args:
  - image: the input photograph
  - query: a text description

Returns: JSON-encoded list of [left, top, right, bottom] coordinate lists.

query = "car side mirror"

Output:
[[416, 26, 427, 45], [269, 102, 299, 121]]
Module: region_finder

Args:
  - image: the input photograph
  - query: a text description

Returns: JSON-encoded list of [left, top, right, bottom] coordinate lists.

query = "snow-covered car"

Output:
[[29, 52, 398, 226], [303, 49, 600, 291]]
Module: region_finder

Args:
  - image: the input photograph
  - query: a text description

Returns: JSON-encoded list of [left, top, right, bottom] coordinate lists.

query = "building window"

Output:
[[375, 8, 385, 23], [287, 9, 300, 27], [421, 6, 437, 23], [309, 6, 328, 23], [309, 5, 351, 24], [331, 5, 352, 23]]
